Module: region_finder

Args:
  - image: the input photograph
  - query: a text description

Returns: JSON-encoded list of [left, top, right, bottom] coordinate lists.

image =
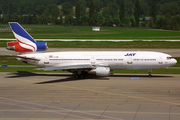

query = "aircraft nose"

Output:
[[172, 59, 177, 65]]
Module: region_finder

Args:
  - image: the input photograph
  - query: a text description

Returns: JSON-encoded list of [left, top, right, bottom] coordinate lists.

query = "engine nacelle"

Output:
[[89, 67, 110, 77], [36, 42, 48, 52]]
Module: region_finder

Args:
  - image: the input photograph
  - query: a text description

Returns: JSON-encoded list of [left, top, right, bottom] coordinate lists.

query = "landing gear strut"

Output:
[[148, 70, 152, 77], [73, 71, 88, 79]]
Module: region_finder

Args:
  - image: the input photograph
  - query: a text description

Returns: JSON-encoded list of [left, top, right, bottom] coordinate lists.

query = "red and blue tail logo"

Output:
[[7, 22, 47, 53]]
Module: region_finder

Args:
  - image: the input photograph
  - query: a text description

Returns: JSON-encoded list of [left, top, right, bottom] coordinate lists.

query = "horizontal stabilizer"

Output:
[[10, 55, 40, 61]]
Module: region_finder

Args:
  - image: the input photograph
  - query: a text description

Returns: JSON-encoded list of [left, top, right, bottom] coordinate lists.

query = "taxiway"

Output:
[[0, 72, 180, 120]]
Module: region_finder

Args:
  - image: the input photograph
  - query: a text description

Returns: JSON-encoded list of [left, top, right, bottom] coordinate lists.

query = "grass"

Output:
[[173, 57, 180, 67], [45, 41, 180, 48], [1, 24, 180, 48], [0, 55, 29, 65], [0, 24, 180, 39], [1, 40, 180, 48]]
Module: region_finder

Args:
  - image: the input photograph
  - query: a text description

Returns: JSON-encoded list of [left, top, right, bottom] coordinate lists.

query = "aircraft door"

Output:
[[127, 57, 133, 64], [44, 55, 49, 65], [158, 56, 163, 64], [125, 57, 133, 69], [91, 56, 96, 65]]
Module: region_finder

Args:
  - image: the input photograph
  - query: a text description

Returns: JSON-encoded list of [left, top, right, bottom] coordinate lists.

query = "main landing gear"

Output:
[[73, 71, 88, 79], [148, 70, 152, 77]]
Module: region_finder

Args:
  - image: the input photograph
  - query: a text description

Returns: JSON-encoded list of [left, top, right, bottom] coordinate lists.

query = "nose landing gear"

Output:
[[148, 70, 152, 77]]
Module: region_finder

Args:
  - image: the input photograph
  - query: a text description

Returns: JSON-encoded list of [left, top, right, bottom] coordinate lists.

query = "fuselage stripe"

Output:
[[17, 39, 36, 51]]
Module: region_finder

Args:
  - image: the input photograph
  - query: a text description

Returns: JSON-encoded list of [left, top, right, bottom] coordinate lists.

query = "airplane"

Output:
[[6, 22, 177, 78]]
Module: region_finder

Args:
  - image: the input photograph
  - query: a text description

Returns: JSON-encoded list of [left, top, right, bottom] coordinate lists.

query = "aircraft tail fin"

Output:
[[7, 22, 47, 53]]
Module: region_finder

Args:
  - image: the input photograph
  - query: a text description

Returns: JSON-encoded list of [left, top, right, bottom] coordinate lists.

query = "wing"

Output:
[[43, 63, 109, 71]]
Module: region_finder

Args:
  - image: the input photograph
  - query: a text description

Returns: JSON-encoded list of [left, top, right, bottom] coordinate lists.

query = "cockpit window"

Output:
[[167, 57, 174, 60]]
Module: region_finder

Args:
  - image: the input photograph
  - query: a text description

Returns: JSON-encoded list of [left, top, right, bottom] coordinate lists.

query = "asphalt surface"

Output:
[[0, 72, 180, 120]]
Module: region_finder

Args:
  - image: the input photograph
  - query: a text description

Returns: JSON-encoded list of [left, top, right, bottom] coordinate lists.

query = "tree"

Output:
[[0, 4, 3, 23], [75, 1, 80, 25], [139, 0, 149, 16], [60, 15, 63, 25], [79, 0, 86, 17], [141, 16, 146, 27], [39, 14, 46, 24], [81, 15, 88, 26], [93, 0, 103, 15], [97, 15, 103, 26], [102, 7, 109, 18], [65, 14, 73, 25], [149, 17, 154, 28], [0, 4, 2, 14], [7, 1, 14, 22], [156, 17, 165, 29], [62, 2, 73, 16], [107, 2, 118, 19], [173, 16, 180, 30], [103, 14, 111, 26], [89, 0, 94, 18], [130, 18, 135, 27], [91, 14, 98, 26], [35, 5, 46, 15], [46, 4, 59, 24], [8, 1, 14, 15], [11, 13, 19, 22], [119, 0, 125, 21], [125, 0, 134, 18], [124, 17, 130, 27], [134, 0, 140, 26], [158, 1, 180, 16], [32, 16, 38, 24], [89, 0, 95, 25], [164, 14, 171, 30], [150, 0, 157, 21]]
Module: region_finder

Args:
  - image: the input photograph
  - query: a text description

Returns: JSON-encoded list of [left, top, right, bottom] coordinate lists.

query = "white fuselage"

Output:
[[18, 51, 177, 70]]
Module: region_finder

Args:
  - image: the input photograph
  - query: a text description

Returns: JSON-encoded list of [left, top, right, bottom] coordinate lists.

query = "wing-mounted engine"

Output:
[[6, 41, 48, 53], [89, 67, 110, 76]]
